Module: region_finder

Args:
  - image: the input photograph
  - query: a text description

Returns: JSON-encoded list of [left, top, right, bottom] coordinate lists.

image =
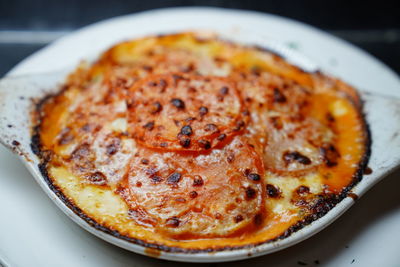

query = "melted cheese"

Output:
[[36, 32, 368, 250]]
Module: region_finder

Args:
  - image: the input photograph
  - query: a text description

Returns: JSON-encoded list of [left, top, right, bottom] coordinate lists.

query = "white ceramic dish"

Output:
[[1, 7, 400, 264]]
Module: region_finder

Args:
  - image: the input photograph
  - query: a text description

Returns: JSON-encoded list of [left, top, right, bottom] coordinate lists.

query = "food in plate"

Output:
[[32, 32, 369, 252]]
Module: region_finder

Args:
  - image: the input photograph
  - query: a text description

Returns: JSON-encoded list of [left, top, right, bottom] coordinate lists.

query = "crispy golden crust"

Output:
[[32, 32, 370, 252]]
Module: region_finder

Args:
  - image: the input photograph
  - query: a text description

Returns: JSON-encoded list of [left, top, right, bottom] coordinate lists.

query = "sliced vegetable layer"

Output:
[[127, 73, 247, 151], [36, 32, 368, 249]]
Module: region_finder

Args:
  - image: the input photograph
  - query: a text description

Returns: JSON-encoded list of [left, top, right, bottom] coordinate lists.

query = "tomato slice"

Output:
[[118, 135, 265, 238], [262, 116, 333, 175], [49, 84, 133, 185], [59, 123, 134, 186], [127, 73, 248, 151], [237, 72, 335, 175]]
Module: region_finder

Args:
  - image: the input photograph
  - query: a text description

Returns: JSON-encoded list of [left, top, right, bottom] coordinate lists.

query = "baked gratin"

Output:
[[32, 32, 370, 252]]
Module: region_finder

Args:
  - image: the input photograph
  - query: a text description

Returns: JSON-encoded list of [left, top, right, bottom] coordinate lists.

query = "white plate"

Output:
[[1, 7, 400, 266]]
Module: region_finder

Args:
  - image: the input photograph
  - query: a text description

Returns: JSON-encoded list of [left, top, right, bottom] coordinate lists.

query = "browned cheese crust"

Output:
[[32, 32, 370, 252]]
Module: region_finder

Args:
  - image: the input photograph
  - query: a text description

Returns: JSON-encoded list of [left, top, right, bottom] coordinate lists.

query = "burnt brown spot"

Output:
[[251, 66, 261, 75], [167, 172, 182, 184], [309, 194, 339, 217], [293, 198, 309, 208], [254, 213, 263, 226], [270, 116, 283, 130], [12, 140, 20, 146], [193, 175, 204, 186], [234, 214, 244, 223], [219, 86, 229, 95], [198, 139, 211, 149], [147, 81, 157, 87], [179, 137, 191, 148], [326, 112, 335, 122], [245, 97, 253, 103], [273, 88, 287, 103], [364, 167, 373, 175], [233, 120, 245, 131], [204, 123, 219, 133], [247, 173, 261, 182], [347, 192, 358, 201], [58, 128, 73, 145], [217, 134, 226, 141], [170, 98, 185, 109], [245, 187, 257, 200], [283, 151, 312, 165], [143, 121, 155, 131], [141, 158, 149, 165], [151, 176, 163, 183], [187, 86, 197, 93], [106, 139, 120, 156], [86, 172, 107, 185], [165, 217, 180, 227], [115, 78, 128, 89], [180, 125, 193, 136], [199, 106, 208, 116], [150, 101, 163, 114], [320, 144, 340, 167], [71, 143, 90, 160], [227, 153, 235, 163], [266, 184, 281, 198], [189, 191, 198, 198], [296, 185, 310, 195], [145, 167, 157, 177]]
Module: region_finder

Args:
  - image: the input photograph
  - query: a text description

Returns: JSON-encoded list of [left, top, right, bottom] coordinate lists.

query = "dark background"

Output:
[[1, 0, 399, 76]]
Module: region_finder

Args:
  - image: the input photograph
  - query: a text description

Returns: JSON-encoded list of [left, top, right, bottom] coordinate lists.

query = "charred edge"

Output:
[[34, 91, 57, 115], [35, 138, 370, 256], [37, 160, 206, 253], [31, 104, 371, 254], [271, 93, 372, 243], [29, 32, 372, 254], [38, 158, 260, 253], [30, 125, 42, 156], [31, 86, 67, 157]]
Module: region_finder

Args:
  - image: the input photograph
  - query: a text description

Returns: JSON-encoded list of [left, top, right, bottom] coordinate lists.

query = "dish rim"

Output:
[[1, 7, 400, 263]]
